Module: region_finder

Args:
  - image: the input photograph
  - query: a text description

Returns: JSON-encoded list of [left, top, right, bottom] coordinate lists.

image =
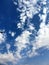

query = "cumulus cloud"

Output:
[[13, 0, 49, 58], [35, 1, 49, 50], [0, 53, 17, 65], [15, 30, 32, 58], [0, 53, 14, 62], [33, 23, 49, 50], [0, 0, 49, 65]]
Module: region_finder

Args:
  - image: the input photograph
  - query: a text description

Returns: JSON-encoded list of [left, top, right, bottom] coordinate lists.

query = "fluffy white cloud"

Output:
[[0, 53, 14, 62], [33, 23, 49, 50], [0, 53, 17, 65], [15, 30, 32, 58]]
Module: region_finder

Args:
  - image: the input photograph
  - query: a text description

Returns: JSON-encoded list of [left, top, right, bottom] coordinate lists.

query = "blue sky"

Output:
[[0, 0, 49, 65]]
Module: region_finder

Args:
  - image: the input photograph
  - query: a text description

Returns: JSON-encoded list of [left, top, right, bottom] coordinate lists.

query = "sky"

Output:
[[0, 0, 49, 65]]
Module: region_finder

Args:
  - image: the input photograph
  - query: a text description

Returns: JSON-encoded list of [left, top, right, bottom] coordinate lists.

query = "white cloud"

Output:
[[0, 1, 49, 65], [13, 1, 17, 5], [0, 53, 15, 64], [32, 6, 49, 54], [15, 30, 32, 58], [9, 31, 15, 37], [13, 0, 49, 58], [0, 32, 6, 44], [14, 0, 41, 29], [0, 31, 19, 65], [17, 23, 22, 28], [6, 44, 11, 53], [0, 53, 14, 62], [0, 52, 20, 65], [33, 23, 49, 49], [0, 0, 49, 65], [28, 24, 35, 31]]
